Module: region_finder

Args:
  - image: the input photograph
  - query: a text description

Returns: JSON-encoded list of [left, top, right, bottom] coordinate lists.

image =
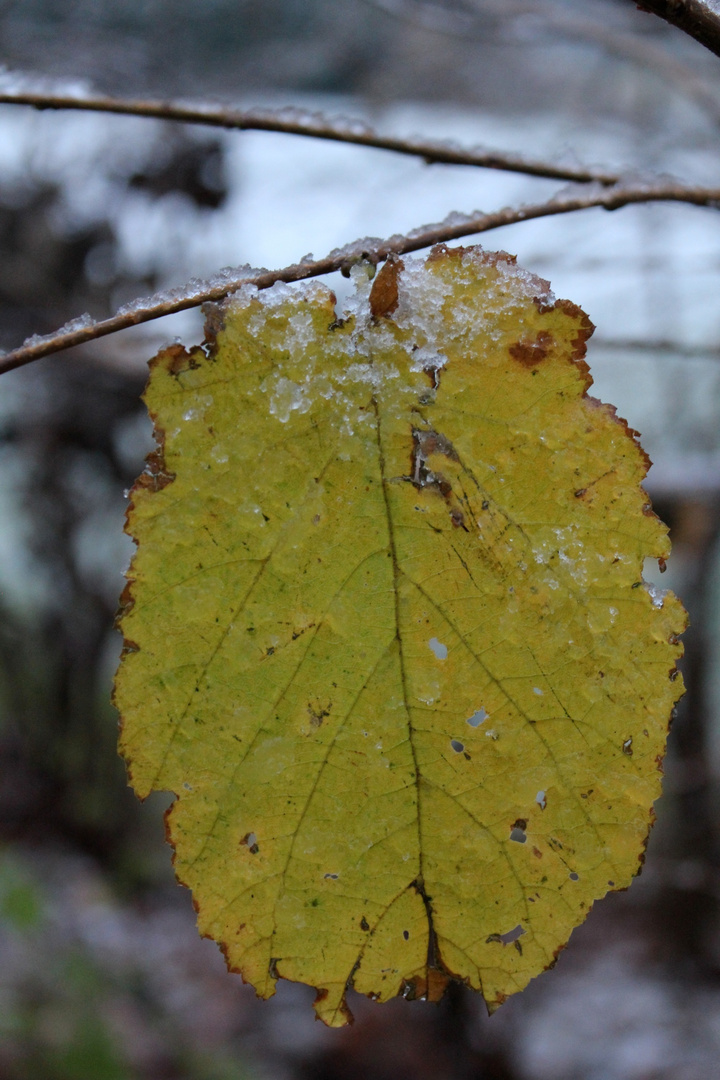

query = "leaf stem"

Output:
[[635, 0, 720, 62]]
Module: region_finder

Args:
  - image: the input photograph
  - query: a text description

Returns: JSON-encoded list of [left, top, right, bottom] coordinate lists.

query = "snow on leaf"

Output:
[[114, 244, 685, 1026]]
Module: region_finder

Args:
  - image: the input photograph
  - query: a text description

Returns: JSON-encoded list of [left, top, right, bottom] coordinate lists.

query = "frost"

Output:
[[328, 236, 385, 261], [116, 265, 266, 317], [61, 312, 94, 333], [244, 104, 373, 139], [22, 312, 94, 349], [266, 377, 311, 423], [182, 394, 213, 423], [283, 311, 315, 353], [438, 208, 485, 231], [342, 263, 374, 325], [393, 257, 455, 360], [644, 581, 668, 609]]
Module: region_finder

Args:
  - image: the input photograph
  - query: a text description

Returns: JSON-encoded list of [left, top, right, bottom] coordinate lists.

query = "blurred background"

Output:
[[2, 1, 720, 1077]]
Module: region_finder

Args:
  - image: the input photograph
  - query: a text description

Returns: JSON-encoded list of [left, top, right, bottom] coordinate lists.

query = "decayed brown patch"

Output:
[[426, 967, 452, 1001], [400, 967, 453, 1004], [134, 443, 174, 492], [554, 298, 595, 362], [162, 342, 198, 377], [509, 330, 555, 368], [413, 428, 460, 463], [313, 987, 354, 1025], [370, 253, 405, 318]]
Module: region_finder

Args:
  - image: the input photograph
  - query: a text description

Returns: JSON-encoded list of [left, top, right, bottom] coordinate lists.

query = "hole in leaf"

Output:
[[487, 924, 526, 946], [509, 818, 527, 844], [428, 637, 448, 660], [450, 739, 464, 753], [533, 687, 544, 696], [622, 737, 633, 755], [569, 872, 579, 881], [467, 708, 488, 727], [241, 832, 259, 854], [324, 873, 339, 880], [403, 930, 410, 940], [536, 790, 547, 810]]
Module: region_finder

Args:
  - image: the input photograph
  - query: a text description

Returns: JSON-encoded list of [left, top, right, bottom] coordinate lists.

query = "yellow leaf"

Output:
[[115, 245, 685, 1024]]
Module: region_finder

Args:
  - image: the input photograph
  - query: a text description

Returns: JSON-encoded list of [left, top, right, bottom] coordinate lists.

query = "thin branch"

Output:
[[361, 0, 720, 125], [634, 0, 720, 62], [2, 178, 720, 377], [0, 85, 620, 185], [522, 2, 720, 127]]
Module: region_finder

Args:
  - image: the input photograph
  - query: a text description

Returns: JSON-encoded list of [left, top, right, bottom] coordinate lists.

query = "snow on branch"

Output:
[[1, 177, 720, 377], [636, 0, 720, 61], [0, 78, 620, 186]]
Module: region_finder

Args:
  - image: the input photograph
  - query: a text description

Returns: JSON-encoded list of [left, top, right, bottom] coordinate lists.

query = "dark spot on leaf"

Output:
[[308, 701, 331, 727], [360, 917, 369, 931]]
